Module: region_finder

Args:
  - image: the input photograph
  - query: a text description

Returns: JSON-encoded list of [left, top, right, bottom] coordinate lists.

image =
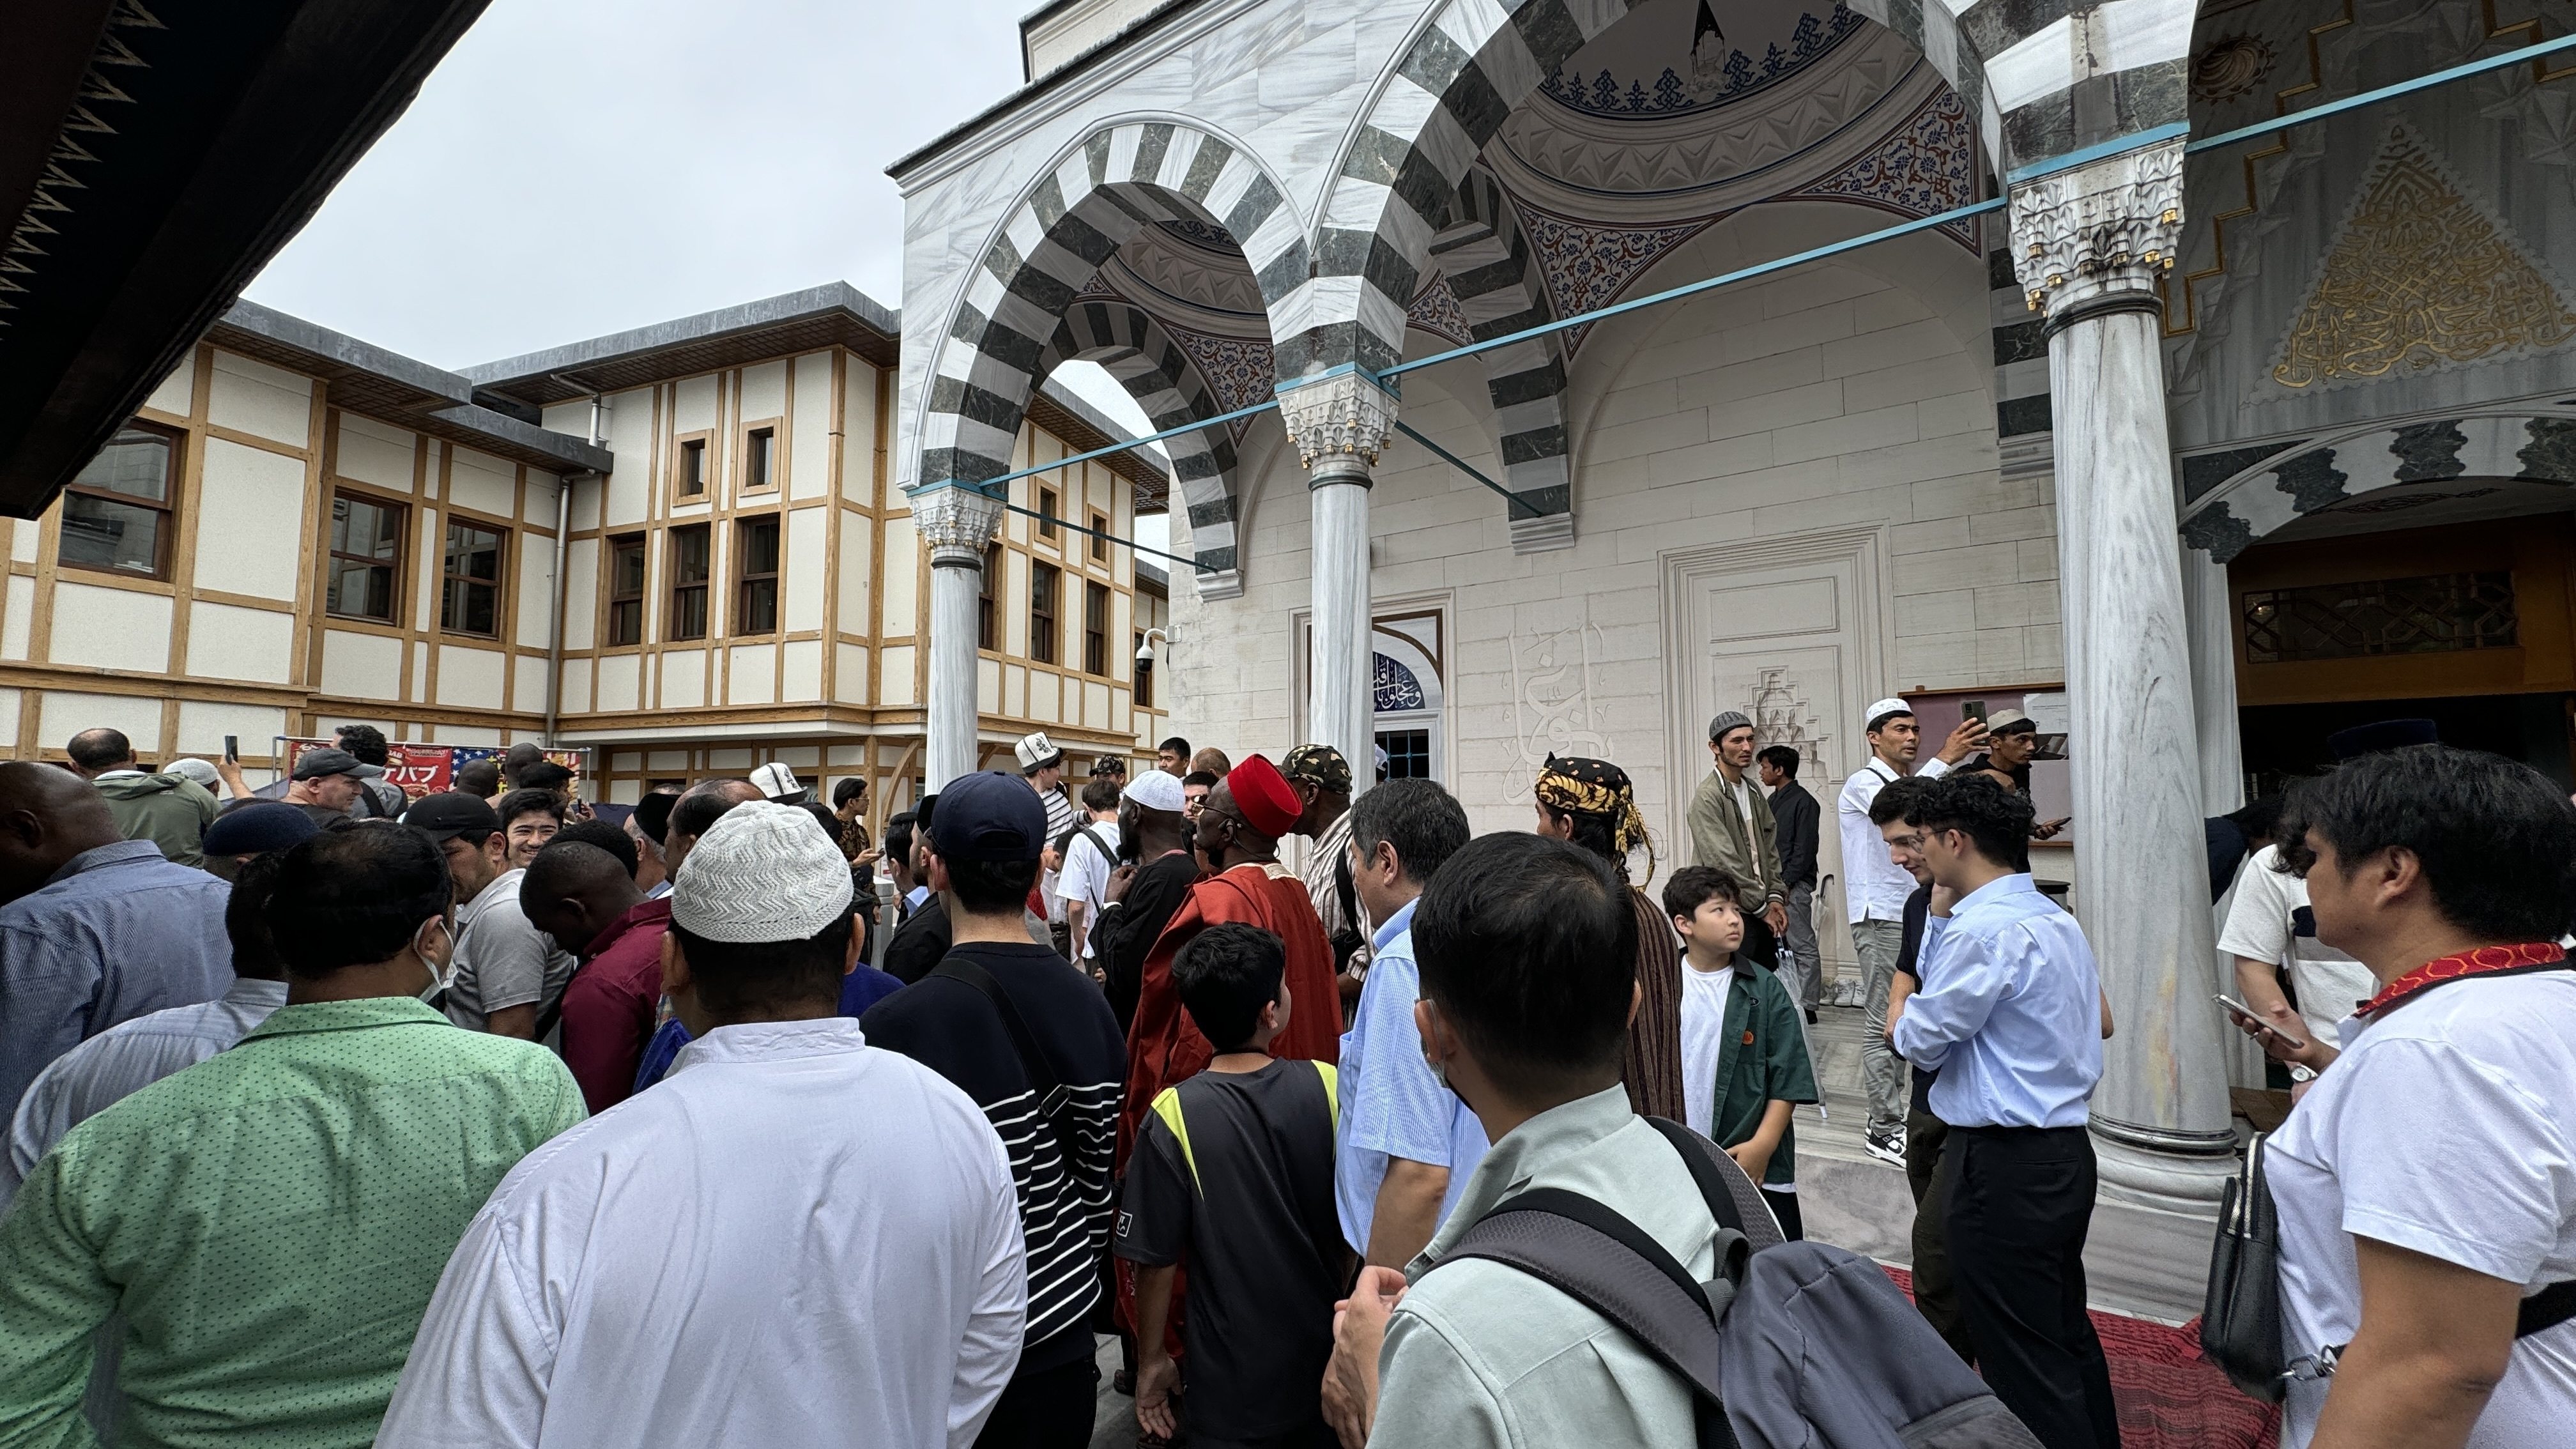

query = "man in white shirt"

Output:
[[379, 801, 1027, 1449], [2220, 843, 2377, 1050], [1834, 696, 1984, 1164], [1055, 777, 1123, 966], [2235, 746, 2576, 1449]]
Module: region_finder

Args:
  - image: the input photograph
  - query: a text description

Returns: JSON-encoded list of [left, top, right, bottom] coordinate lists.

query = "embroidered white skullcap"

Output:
[[1122, 769, 1186, 814], [672, 799, 854, 944], [1863, 697, 1913, 728], [749, 762, 806, 801]]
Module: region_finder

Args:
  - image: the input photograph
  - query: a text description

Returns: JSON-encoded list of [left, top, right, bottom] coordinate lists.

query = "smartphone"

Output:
[[2213, 993, 2306, 1049], [1963, 700, 1988, 723], [223, 735, 238, 763]]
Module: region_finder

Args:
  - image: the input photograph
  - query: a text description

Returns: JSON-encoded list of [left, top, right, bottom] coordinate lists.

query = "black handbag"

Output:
[[2201, 1132, 2287, 1402]]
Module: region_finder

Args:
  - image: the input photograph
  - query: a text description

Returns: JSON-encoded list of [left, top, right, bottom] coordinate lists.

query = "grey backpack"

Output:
[[1437, 1117, 2040, 1449]]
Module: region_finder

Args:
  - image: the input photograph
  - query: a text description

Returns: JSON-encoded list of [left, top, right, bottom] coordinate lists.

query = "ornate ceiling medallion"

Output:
[[2273, 126, 2576, 390], [2189, 34, 2275, 103]]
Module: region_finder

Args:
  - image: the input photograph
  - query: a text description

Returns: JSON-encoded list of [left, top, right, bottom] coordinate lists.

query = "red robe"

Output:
[[1113, 860, 1342, 1345]]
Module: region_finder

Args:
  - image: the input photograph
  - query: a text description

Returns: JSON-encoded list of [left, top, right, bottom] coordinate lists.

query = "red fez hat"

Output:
[[1227, 755, 1302, 838]]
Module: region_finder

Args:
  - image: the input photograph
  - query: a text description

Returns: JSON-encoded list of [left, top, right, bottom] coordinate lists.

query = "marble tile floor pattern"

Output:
[[1084, 996, 2225, 1448]]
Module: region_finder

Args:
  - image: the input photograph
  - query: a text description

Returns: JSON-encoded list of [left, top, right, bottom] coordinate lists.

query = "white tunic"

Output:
[[377, 1016, 1028, 1449]]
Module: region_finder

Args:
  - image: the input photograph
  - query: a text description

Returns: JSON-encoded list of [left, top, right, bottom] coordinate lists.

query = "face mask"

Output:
[[413, 918, 454, 999], [1420, 1006, 1453, 1094]]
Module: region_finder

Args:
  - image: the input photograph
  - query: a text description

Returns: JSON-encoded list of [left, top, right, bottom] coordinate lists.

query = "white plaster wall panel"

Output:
[[781, 638, 822, 702], [448, 448, 516, 521], [436, 645, 507, 709], [335, 414, 416, 489], [774, 746, 820, 767], [142, 361, 193, 417], [171, 702, 276, 756], [662, 649, 707, 709], [516, 656, 550, 714], [412, 641, 429, 700], [562, 658, 592, 715], [728, 643, 778, 705], [979, 657, 1001, 715], [194, 439, 307, 601], [603, 388, 653, 527], [322, 629, 403, 699], [206, 351, 311, 447], [790, 353, 834, 500], [2, 575, 32, 659], [740, 361, 788, 425], [1004, 551, 1026, 656], [516, 530, 556, 650], [11, 523, 36, 564], [786, 507, 827, 631], [1006, 665, 1026, 718], [709, 747, 754, 770], [183, 601, 294, 684], [596, 653, 641, 712], [414, 509, 441, 631], [1086, 680, 1109, 730], [843, 360, 877, 505], [828, 745, 864, 767], [42, 691, 162, 757], [1029, 671, 1058, 724], [563, 537, 599, 652], [439, 725, 503, 746], [48, 583, 169, 674], [838, 512, 875, 634], [673, 375, 718, 435], [835, 643, 868, 703], [422, 441, 443, 498], [606, 779, 641, 805], [880, 645, 916, 705], [880, 517, 917, 636], [647, 750, 687, 770], [523, 472, 560, 526], [571, 476, 603, 533]]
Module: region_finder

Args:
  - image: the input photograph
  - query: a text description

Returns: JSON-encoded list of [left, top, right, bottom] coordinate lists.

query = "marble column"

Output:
[[2183, 549, 2245, 814], [1278, 373, 1399, 776], [910, 484, 1005, 792], [2011, 139, 2236, 1209]]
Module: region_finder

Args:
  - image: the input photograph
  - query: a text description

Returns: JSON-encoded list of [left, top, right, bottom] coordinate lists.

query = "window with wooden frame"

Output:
[[59, 423, 179, 579], [736, 514, 781, 632], [1038, 486, 1059, 542], [440, 519, 506, 636], [1084, 580, 1110, 675], [326, 491, 404, 622], [978, 542, 1000, 652], [675, 435, 710, 501], [742, 424, 778, 492], [1089, 509, 1108, 562], [1134, 631, 1153, 707], [606, 533, 647, 646], [1030, 561, 1059, 664], [668, 524, 711, 640]]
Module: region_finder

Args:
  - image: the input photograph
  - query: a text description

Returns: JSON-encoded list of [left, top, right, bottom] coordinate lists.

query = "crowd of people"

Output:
[[0, 696, 2569, 1449]]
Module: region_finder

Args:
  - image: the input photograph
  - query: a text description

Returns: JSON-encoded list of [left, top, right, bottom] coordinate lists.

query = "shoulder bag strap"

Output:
[[1643, 1116, 1754, 1240], [930, 957, 1071, 1122]]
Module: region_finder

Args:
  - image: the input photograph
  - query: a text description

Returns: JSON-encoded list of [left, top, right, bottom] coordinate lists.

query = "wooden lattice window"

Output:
[[2242, 571, 2518, 664]]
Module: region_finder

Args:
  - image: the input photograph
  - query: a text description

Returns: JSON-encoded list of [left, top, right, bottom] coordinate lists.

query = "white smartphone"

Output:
[[2213, 993, 2307, 1050]]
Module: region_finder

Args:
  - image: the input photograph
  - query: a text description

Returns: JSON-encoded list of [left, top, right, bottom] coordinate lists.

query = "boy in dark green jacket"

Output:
[[1665, 865, 1819, 1239]]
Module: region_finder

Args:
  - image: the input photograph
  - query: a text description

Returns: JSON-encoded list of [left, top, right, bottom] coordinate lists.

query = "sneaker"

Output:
[[1804, 1008, 1819, 1025], [1864, 1128, 1907, 1167]]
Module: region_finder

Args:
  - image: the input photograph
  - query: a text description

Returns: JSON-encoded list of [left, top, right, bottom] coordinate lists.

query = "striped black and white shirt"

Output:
[[860, 939, 1126, 1370]]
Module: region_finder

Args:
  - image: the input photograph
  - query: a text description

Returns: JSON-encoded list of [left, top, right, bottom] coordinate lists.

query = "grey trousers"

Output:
[[1779, 882, 1820, 1011], [1853, 917, 1908, 1135]]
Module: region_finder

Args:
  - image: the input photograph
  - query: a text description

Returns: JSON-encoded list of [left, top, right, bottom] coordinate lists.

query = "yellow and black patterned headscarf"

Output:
[[1535, 754, 1657, 883]]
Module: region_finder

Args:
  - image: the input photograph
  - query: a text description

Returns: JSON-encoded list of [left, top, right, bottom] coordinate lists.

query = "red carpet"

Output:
[[1881, 1266, 2279, 1449]]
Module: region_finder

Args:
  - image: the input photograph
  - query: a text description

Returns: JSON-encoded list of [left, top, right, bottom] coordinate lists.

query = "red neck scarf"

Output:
[[2360, 940, 2568, 1018]]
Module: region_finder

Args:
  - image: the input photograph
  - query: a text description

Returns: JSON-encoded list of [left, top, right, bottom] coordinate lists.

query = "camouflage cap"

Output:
[[1280, 743, 1353, 793]]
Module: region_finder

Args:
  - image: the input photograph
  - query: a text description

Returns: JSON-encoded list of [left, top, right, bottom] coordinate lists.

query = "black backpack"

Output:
[[1434, 1117, 2040, 1449]]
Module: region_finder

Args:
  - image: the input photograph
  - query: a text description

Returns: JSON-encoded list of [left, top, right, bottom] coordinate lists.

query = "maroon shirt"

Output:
[[560, 896, 673, 1113]]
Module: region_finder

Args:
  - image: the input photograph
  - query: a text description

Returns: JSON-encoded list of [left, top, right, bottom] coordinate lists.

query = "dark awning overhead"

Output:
[[0, 0, 493, 518]]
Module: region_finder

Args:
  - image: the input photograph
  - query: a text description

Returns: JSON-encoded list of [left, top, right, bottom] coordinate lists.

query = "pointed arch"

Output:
[[1038, 298, 1245, 582], [1432, 170, 1572, 544]]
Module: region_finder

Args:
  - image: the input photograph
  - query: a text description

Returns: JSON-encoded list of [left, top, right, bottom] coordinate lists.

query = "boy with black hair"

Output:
[[1117, 923, 1344, 1448], [1665, 864, 1817, 1240]]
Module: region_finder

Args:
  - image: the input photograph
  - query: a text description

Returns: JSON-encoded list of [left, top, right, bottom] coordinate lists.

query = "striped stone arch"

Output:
[[1038, 300, 1245, 586], [1434, 169, 1573, 548], [917, 119, 1306, 502], [1284, 0, 2196, 388], [2178, 411, 2576, 564]]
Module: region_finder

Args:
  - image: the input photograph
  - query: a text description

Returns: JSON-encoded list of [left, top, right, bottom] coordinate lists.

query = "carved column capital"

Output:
[[2007, 139, 2185, 318], [908, 484, 1006, 567], [1277, 371, 1400, 482]]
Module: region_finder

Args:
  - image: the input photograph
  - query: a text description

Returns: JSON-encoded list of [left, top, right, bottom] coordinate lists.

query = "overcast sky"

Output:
[[246, 0, 1172, 540]]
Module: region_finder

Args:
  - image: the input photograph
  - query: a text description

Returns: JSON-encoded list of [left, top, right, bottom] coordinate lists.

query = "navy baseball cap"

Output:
[[202, 801, 321, 857], [927, 770, 1046, 862], [402, 791, 503, 843]]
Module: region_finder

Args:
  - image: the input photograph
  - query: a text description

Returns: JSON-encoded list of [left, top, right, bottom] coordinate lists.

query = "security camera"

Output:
[[1136, 627, 1168, 668]]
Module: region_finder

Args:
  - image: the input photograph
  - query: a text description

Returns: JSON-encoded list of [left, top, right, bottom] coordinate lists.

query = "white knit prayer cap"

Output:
[[1122, 769, 1186, 813], [672, 799, 854, 944], [1863, 697, 1913, 730]]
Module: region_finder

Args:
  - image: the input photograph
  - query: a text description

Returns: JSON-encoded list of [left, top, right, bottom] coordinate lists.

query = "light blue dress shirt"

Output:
[[1335, 898, 1488, 1254], [1890, 873, 2102, 1129], [0, 840, 232, 1119]]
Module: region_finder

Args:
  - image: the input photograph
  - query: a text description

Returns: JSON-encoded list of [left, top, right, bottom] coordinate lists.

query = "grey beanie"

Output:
[[1708, 710, 1753, 742]]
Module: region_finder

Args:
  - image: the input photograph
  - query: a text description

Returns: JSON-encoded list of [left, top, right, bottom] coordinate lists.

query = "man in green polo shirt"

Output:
[[0, 824, 585, 1449]]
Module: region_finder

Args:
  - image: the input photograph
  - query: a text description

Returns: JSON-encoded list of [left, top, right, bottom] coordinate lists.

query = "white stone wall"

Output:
[[1168, 208, 2058, 950]]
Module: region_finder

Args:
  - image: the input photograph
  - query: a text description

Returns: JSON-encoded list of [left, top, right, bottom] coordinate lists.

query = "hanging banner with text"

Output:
[[273, 740, 590, 803]]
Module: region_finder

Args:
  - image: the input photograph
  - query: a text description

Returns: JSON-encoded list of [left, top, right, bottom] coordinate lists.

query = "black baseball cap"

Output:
[[292, 746, 387, 782], [403, 791, 503, 843], [927, 771, 1045, 862]]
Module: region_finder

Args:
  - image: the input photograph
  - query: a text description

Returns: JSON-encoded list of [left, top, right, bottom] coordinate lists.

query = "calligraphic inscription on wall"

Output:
[[2274, 126, 2576, 388], [1511, 617, 1611, 792]]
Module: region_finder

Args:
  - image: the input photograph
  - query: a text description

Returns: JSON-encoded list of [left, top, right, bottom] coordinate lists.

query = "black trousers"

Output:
[[1761, 1187, 1804, 1241], [974, 1354, 1100, 1449], [1943, 1125, 2120, 1449], [1904, 1105, 1976, 1367]]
